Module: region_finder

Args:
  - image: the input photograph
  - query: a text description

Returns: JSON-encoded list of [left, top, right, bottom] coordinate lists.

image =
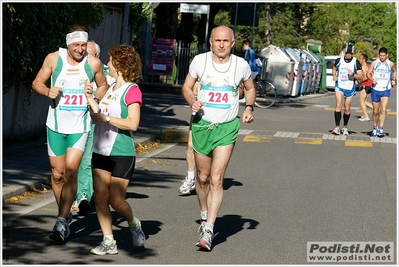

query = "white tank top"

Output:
[[46, 48, 94, 133], [372, 59, 392, 91], [189, 52, 251, 123], [92, 83, 138, 156], [336, 57, 357, 90]]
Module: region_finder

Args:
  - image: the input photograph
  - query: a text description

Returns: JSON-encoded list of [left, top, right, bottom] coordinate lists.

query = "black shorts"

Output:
[[91, 152, 136, 180], [361, 85, 372, 94]]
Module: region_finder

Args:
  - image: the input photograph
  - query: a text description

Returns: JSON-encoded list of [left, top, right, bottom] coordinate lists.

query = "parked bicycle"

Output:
[[239, 75, 277, 109], [253, 75, 277, 108]]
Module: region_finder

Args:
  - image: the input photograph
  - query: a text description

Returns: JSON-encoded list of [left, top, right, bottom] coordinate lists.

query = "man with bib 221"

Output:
[[182, 25, 256, 251], [331, 44, 363, 136], [366, 47, 397, 137], [32, 25, 108, 242]]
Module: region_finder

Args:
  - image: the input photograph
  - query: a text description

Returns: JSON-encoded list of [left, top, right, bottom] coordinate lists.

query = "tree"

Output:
[[205, 2, 397, 62], [127, 2, 151, 40], [3, 3, 148, 93], [3, 3, 104, 93], [214, 3, 318, 53], [148, 3, 179, 39], [270, 3, 317, 49], [306, 2, 396, 60]]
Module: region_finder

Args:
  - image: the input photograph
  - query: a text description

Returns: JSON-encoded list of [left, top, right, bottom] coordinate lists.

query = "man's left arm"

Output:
[[390, 62, 396, 87], [242, 76, 256, 123]]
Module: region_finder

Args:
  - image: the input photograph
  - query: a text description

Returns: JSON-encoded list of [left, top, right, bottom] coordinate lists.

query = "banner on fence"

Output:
[[149, 38, 175, 76]]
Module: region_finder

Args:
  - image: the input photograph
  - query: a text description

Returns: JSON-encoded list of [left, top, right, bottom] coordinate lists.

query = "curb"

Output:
[[2, 178, 52, 202], [2, 126, 190, 202]]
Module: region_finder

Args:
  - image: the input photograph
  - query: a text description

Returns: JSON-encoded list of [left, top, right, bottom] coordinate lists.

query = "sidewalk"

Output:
[[2, 90, 333, 201], [2, 125, 166, 202]]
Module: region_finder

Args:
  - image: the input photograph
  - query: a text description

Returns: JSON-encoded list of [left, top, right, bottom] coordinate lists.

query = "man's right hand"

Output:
[[190, 100, 204, 114], [48, 86, 63, 99]]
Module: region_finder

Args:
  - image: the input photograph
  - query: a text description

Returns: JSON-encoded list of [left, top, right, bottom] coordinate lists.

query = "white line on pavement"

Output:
[[4, 196, 55, 227], [136, 143, 179, 163]]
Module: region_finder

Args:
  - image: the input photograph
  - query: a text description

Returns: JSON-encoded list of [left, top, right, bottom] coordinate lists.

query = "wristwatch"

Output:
[[245, 104, 254, 112], [106, 115, 111, 123]]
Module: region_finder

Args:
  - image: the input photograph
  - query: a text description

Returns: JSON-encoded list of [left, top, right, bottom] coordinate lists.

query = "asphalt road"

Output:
[[2, 89, 396, 265]]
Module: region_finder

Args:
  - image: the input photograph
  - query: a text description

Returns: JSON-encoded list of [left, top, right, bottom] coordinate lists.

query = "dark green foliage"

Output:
[[3, 3, 105, 93], [154, 3, 180, 39], [214, 2, 396, 61], [304, 2, 396, 60]]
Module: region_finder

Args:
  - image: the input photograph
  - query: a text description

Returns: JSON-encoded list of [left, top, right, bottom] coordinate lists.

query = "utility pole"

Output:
[[232, 3, 238, 54], [142, 2, 159, 82], [120, 3, 130, 45], [251, 3, 257, 47]]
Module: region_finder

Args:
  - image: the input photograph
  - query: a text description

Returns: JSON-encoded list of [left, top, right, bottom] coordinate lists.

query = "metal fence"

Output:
[[146, 41, 206, 85], [174, 41, 206, 84]]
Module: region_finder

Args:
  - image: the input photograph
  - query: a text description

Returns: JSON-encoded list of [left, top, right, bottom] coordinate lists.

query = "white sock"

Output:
[[104, 235, 114, 243], [128, 217, 139, 228], [187, 170, 196, 180], [204, 223, 214, 233], [200, 211, 207, 221]]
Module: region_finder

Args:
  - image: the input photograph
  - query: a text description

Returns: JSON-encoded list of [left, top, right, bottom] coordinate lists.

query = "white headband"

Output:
[[66, 31, 88, 46]]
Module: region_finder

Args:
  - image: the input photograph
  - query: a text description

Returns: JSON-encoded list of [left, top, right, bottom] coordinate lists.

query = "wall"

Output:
[[88, 5, 124, 64], [3, 87, 49, 142], [3, 6, 124, 143]]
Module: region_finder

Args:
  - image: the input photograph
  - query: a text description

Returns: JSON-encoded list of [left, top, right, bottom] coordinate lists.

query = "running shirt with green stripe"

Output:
[[92, 83, 142, 156], [46, 48, 94, 134], [189, 51, 251, 123]]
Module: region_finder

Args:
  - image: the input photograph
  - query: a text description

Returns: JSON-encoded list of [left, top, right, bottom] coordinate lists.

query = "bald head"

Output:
[[209, 25, 235, 62], [87, 41, 100, 58], [210, 26, 235, 42]]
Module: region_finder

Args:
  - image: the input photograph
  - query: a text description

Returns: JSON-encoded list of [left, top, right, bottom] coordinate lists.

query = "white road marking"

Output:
[[4, 143, 180, 226]]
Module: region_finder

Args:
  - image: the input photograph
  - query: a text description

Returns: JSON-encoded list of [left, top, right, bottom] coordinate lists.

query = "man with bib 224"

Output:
[[182, 25, 256, 251], [331, 44, 363, 136], [32, 25, 108, 242]]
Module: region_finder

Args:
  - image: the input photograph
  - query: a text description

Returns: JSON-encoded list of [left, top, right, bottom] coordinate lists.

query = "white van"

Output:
[[325, 55, 340, 90]]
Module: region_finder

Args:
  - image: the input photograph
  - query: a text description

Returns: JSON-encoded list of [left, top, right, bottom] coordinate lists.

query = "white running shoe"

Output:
[[178, 176, 195, 195], [358, 115, 370, 122], [90, 240, 118, 255], [331, 126, 341, 135], [196, 229, 214, 251], [377, 128, 385, 137], [371, 127, 378, 137]]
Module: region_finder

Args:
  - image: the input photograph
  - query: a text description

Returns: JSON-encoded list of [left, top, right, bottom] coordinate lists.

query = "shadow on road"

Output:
[[195, 214, 259, 252]]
